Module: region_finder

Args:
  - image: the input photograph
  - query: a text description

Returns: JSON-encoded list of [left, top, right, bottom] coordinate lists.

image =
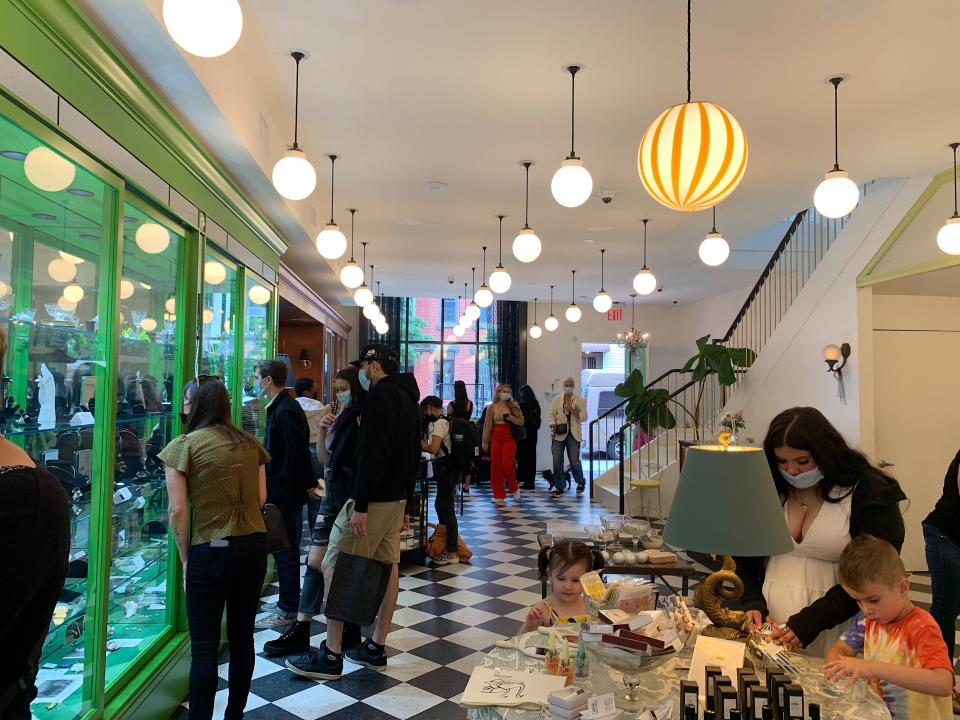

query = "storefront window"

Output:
[[242, 273, 272, 439], [200, 247, 238, 395]]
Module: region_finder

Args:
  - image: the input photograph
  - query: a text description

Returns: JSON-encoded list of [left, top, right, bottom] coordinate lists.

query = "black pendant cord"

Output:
[[497, 214, 505, 264], [463, 283, 469, 315], [631, 294, 636, 328], [522, 161, 532, 228], [369, 264, 375, 291], [642, 218, 650, 268], [950, 143, 959, 218], [471, 267, 476, 296], [568, 66, 580, 159], [549, 284, 555, 315], [348, 208, 357, 261], [376, 281, 382, 305], [686, 0, 692, 103], [570, 270, 576, 304], [360, 241, 368, 283], [481, 247, 487, 279], [830, 77, 843, 171], [711, 205, 717, 234], [291, 51, 305, 149], [600, 248, 606, 291], [327, 154, 338, 223], [533, 298, 538, 323]]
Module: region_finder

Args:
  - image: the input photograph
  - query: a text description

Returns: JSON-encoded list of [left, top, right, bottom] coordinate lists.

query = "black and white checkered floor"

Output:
[[171, 482, 960, 719]]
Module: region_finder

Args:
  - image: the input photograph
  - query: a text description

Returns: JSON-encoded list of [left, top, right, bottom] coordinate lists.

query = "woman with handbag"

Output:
[[548, 377, 587, 497], [159, 377, 269, 720], [481, 383, 525, 503]]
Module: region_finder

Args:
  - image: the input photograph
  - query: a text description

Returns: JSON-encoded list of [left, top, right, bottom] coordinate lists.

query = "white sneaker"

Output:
[[433, 551, 460, 566], [512, 490, 522, 500], [254, 610, 296, 629], [492, 497, 506, 504]]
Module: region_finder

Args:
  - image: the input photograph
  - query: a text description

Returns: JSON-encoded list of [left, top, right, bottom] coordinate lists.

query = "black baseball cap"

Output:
[[352, 343, 399, 368]]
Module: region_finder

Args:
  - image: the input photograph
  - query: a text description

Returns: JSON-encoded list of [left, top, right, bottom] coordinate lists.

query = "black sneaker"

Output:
[[345, 638, 387, 670], [263, 620, 310, 657], [550, 489, 564, 498], [285, 641, 342, 680]]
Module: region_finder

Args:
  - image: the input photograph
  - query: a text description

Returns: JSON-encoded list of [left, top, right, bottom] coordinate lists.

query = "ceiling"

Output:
[[77, 0, 960, 308]]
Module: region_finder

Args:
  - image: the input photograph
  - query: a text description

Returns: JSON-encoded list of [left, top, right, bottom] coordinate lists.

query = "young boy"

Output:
[[825, 534, 954, 719]]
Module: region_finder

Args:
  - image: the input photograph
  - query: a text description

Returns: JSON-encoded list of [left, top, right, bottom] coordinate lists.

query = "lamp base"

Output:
[[693, 555, 749, 641]]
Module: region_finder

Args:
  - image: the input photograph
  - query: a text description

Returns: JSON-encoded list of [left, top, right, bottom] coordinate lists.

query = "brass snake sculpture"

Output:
[[693, 555, 750, 640]]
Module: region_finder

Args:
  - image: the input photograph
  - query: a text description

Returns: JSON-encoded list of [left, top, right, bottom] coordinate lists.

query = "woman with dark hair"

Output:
[[736, 406, 906, 657], [447, 380, 475, 493], [159, 377, 270, 720], [281, 367, 368, 674], [516, 385, 541, 490]]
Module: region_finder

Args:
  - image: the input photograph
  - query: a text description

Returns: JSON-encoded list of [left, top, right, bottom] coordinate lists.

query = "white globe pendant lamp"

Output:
[[453, 324, 466, 337], [551, 65, 593, 208], [47, 258, 76, 283], [272, 52, 317, 201], [474, 248, 494, 308], [465, 268, 482, 321], [632, 219, 658, 296], [544, 284, 559, 331], [513, 161, 542, 263], [593, 248, 613, 313], [316, 155, 348, 259], [937, 143, 960, 255], [699, 206, 730, 266], [248, 284, 271, 305], [360, 264, 379, 317], [565, 270, 582, 322], [353, 243, 373, 306], [529, 297, 543, 338], [489, 214, 512, 294], [372, 282, 388, 328], [204, 260, 227, 285], [59, 251, 84, 265], [363, 302, 380, 321], [340, 208, 365, 288], [162, 0, 242, 58], [24, 146, 75, 192], [813, 76, 860, 219]]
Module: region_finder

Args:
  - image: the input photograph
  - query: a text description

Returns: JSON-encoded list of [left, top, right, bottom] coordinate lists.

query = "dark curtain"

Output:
[[358, 296, 403, 355], [491, 300, 522, 393]]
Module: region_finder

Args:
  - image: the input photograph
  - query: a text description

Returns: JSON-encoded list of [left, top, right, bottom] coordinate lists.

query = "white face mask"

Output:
[[499, 392, 512, 402], [780, 466, 824, 489], [563, 386, 574, 394]]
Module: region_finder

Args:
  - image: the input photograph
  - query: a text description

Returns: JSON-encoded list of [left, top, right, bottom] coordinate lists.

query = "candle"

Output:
[[562, 638, 570, 664]]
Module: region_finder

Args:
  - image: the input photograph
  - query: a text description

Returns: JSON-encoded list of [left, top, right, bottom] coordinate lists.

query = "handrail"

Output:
[[589, 367, 682, 427]]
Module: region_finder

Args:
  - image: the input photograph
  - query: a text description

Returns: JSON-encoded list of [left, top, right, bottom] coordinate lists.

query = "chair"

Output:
[[629, 477, 662, 520]]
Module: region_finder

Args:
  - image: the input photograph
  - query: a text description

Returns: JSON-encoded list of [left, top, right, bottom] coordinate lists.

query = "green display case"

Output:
[[0, 88, 277, 720]]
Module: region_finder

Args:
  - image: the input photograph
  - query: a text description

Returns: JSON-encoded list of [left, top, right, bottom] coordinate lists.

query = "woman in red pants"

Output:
[[481, 384, 525, 502]]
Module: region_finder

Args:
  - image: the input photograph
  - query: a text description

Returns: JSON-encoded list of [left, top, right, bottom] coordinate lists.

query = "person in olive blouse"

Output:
[[159, 377, 270, 720]]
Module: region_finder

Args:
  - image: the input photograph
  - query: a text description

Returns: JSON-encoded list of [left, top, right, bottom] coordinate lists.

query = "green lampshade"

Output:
[[664, 445, 793, 557]]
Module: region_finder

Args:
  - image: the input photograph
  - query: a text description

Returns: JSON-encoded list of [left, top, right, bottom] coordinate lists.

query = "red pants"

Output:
[[490, 424, 519, 499]]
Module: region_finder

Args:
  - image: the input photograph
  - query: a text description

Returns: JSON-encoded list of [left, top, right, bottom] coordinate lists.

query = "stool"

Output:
[[629, 477, 662, 520]]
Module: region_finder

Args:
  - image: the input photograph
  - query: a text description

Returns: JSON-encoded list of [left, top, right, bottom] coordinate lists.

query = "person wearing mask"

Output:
[[305, 344, 420, 680], [482, 383, 525, 503], [737, 406, 906, 657], [271, 368, 366, 661], [516, 385, 542, 490], [421, 395, 459, 566], [160, 377, 269, 720], [548, 377, 587, 497], [447, 380, 475, 493], [253, 360, 314, 630], [0, 326, 70, 719], [294, 378, 327, 531]]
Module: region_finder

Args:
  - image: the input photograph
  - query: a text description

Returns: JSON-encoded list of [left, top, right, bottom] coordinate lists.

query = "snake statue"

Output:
[[693, 555, 750, 641]]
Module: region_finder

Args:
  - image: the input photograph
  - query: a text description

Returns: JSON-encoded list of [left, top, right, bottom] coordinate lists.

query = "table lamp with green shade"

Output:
[[664, 444, 793, 639]]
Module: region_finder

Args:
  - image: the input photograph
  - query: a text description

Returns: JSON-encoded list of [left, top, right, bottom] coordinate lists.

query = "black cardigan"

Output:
[[734, 471, 906, 647]]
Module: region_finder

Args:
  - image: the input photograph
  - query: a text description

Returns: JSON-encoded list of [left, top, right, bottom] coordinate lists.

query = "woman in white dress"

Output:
[[735, 407, 906, 656]]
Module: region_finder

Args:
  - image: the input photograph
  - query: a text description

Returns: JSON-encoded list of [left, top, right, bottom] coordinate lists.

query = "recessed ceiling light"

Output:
[[583, 238, 594, 244], [32, 213, 56, 221], [587, 225, 612, 232], [396, 218, 423, 226], [79, 233, 99, 240], [123, 215, 138, 223], [0, 150, 26, 161], [67, 188, 94, 197], [424, 181, 447, 192]]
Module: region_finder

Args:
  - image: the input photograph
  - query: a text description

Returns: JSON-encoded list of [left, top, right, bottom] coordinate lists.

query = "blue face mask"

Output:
[[780, 466, 824, 489], [336, 390, 351, 409], [359, 368, 371, 391], [252, 381, 262, 397]]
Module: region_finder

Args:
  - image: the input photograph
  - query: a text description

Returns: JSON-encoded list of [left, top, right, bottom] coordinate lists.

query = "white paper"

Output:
[[584, 693, 617, 718], [461, 667, 567, 709], [109, 638, 143, 648], [686, 635, 746, 687], [33, 672, 83, 704]]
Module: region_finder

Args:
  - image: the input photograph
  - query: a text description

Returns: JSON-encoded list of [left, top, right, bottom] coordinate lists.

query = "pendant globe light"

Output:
[[353, 243, 374, 307], [637, 0, 747, 212], [529, 297, 543, 338], [592, 249, 613, 312], [374, 282, 390, 334], [813, 76, 860, 219], [633, 218, 658, 295], [316, 155, 348, 259], [699, 205, 730, 266], [465, 268, 482, 322], [340, 208, 365, 288], [162, 0, 242, 58], [362, 265, 380, 320], [475, 248, 494, 307], [513, 161, 542, 263], [454, 289, 467, 337], [544, 284, 559, 331], [271, 52, 317, 201], [937, 142, 960, 255], [489, 214, 512, 294], [565, 270, 582, 322], [551, 65, 593, 208]]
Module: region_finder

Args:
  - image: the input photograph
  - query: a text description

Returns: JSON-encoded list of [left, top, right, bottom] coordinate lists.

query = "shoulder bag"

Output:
[[261, 503, 290, 553]]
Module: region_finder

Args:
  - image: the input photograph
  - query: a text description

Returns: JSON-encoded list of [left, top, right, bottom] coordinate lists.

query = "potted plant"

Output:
[[681, 335, 756, 434], [614, 369, 678, 437]]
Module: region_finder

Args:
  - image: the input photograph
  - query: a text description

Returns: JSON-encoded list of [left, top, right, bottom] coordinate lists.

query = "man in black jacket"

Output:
[[253, 359, 314, 629], [299, 344, 420, 680]]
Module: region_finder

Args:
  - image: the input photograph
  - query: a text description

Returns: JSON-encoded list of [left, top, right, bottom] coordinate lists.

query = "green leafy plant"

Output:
[[681, 334, 756, 430], [614, 369, 677, 436]]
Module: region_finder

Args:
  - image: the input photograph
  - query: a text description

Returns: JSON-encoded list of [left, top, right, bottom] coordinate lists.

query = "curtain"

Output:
[[490, 300, 522, 393], [359, 296, 403, 355]]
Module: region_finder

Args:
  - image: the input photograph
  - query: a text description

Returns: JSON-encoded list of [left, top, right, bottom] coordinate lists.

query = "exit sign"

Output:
[[607, 308, 623, 321]]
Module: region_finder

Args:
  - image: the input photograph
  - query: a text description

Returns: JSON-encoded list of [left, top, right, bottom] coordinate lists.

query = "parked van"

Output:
[[581, 371, 626, 458]]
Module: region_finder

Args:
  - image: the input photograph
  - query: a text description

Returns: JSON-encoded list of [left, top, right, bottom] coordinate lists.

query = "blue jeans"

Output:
[[552, 434, 584, 493], [273, 502, 304, 614], [923, 522, 960, 661]]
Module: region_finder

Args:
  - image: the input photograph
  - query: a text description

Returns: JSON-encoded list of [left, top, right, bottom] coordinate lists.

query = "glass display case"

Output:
[[242, 272, 273, 440]]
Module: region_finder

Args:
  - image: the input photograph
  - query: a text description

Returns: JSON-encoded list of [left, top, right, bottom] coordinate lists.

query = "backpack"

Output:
[[447, 415, 481, 471]]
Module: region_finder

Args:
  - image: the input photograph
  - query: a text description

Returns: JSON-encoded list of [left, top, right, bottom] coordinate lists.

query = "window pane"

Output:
[[200, 249, 238, 391], [408, 297, 441, 341], [477, 343, 497, 409], [242, 274, 272, 441], [405, 342, 440, 398], [442, 298, 476, 343], [440, 343, 477, 411]]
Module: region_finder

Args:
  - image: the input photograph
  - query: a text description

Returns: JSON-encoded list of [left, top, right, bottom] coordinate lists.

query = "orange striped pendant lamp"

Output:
[[637, 0, 747, 212]]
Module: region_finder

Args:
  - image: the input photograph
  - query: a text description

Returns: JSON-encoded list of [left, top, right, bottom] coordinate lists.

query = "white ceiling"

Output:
[[78, 0, 960, 308]]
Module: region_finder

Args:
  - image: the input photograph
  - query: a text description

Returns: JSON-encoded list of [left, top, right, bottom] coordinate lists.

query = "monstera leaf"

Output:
[[614, 369, 677, 436], [682, 334, 756, 387]]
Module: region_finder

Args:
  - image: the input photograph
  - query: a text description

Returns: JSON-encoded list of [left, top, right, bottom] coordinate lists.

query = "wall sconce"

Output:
[[823, 342, 851, 403], [299, 349, 312, 369]]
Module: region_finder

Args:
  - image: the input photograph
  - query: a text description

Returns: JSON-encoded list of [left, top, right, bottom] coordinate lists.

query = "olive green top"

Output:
[[158, 426, 270, 545]]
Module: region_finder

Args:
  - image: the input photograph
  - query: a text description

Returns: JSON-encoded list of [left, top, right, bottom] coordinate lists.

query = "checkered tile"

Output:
[[171, 477, 710, 720]]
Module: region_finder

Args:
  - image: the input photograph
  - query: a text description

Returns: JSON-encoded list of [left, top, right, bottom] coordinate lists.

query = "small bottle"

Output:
[[730, 712, 742, 720], [704, 711, 717, 720], [808, 704, 821, 720], [685, 706, 697, 720], [761, 708, 774, 720]]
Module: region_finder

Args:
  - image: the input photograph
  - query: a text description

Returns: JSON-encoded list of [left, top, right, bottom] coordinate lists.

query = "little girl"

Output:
[[520, 540, 604, 634]]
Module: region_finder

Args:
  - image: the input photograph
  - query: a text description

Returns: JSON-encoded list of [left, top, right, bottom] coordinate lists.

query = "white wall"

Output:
[[721, 177, 929, 446], [333, 305, 361, 366], [678, 285, 753, 350]]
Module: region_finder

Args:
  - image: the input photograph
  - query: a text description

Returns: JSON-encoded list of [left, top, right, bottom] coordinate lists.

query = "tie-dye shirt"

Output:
[[840, 608, 953, 719]]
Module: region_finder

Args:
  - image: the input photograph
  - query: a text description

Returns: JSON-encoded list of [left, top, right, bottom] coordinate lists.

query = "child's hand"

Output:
[[824, 656, 873, 682], [526, 606, 548, 628]]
